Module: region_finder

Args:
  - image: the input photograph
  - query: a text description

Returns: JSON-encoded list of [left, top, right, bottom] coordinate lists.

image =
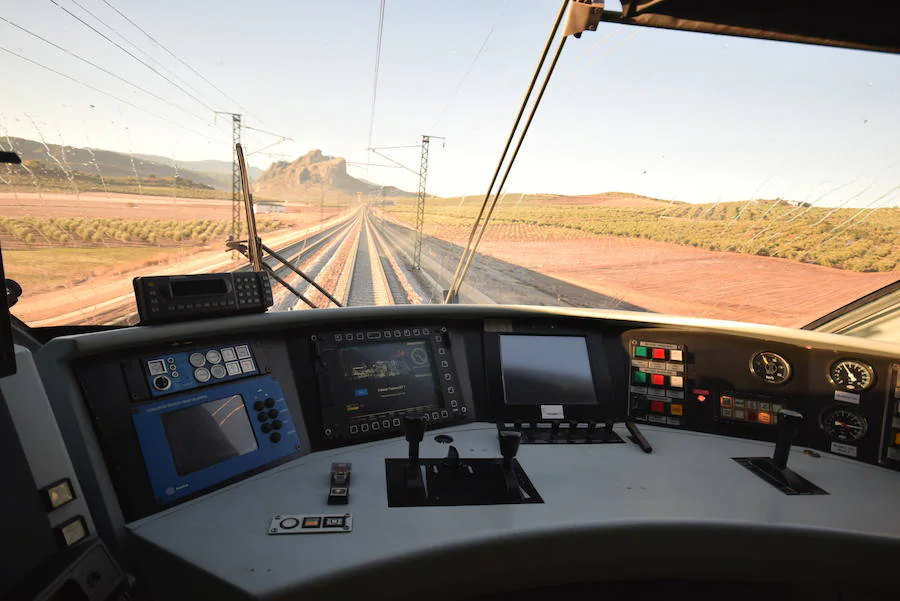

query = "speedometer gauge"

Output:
[[820, 406, 868, 442], [827, 359, 875, 392], [749, 351, 791, 384]]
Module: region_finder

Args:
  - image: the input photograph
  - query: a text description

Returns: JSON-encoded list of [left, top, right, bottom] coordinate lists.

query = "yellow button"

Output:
[[670, 404, 683, 416], [894, 432, 900, 446]]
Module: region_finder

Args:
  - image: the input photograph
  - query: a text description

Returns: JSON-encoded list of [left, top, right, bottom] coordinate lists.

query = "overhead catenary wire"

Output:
[[444, 0, 570, 303], [366, 0, 387, 163], [67, 0, 222, 112], [47, 0, 217, 113], [431, 0, 508, 130], [0, 16, 212, 125], [98, 0, 257, 118], [0, 45, 222, 144]]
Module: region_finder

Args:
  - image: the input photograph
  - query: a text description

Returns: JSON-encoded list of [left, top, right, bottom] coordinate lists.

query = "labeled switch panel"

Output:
[[628, 341, 687, 427], [268, 513, 353, 535], [719, 394, 785, 426], [143, 343, 258, 397]]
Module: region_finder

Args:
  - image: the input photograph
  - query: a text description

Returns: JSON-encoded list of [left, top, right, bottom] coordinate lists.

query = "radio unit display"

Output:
[[161, 394, 258, 476], [317, 326, 466, 440], [132, 375, 299, 504]]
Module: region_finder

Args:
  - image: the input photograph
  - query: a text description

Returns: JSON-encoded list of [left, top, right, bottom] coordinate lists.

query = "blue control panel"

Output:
[[132, 375, 299, 504], [143, 342, 259, 397]]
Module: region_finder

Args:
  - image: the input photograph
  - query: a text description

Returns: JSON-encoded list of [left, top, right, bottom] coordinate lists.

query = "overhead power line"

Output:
[[244, 125, 294, 140], [68, 0, 221, 111], [0, 45, 220, 143], [47, 0, 217, 113], [366, 0, 387, 156], [0, 16, 211, 125], [98, 0, 257, 118]]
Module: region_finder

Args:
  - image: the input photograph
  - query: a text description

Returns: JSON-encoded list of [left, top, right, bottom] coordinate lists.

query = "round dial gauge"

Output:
[[410, 347, 428, 366], [820, 406, 868, 442], [828, 359, 875, 392], [749, 351, 791, 384]]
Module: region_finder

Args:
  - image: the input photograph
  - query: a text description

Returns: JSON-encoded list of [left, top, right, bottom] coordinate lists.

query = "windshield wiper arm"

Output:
[[232, 143, 342, 308]]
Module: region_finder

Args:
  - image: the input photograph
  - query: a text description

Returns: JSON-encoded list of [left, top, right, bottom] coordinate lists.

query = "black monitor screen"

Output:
[[328, 340, 441, 417], [161, 395, 258, 476], [499, 335, 597, 406]]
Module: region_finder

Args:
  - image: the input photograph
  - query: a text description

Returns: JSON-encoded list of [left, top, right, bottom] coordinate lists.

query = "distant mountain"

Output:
[[253, 150, 414, 202], [3, 138, 228, 191], [133, 154, 264, 188]]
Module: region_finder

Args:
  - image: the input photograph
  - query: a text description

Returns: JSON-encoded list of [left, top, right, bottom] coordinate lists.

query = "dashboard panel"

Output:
[[61, 307, 900, 522], [33, 305, 900, 600]]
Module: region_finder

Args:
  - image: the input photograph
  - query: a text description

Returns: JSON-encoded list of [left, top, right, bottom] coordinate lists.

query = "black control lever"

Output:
[[403, 416, 427, 500], [498, 430, 522, 501], [733, 408, 826, 495], [404, 415, 426, 468], [773, 409, 803, 470]]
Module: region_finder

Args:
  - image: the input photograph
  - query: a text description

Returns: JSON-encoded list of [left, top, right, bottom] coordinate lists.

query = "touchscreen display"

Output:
[[500, 335, 597, 406], [161, 395, 258, 476], [329, 340, 441, 417]]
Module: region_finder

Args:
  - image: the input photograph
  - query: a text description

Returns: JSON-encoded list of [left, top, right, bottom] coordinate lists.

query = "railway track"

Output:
[[30, 204, 633, 326]]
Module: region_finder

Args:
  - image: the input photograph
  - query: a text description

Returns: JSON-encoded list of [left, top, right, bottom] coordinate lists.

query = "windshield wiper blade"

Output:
[[232, 143, 342, 309]]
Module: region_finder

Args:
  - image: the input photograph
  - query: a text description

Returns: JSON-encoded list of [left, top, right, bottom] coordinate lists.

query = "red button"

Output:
[[650, 401, 665, 413], [651, 348, 667, 360], [650, 373, 666, 386]]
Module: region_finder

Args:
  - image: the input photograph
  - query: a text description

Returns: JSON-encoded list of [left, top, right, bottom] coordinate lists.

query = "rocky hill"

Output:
[[253, 150, 412, 202]]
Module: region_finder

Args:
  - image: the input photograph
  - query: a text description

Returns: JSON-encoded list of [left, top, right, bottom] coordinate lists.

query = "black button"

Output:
[[257, 412, 267, 422], [264, 398, 275, 408], [272, 419, 282, 430], [268, 409, 279, 419], [261, 422, 272, 434], [270, 432, 282, 443], [253, 400, 265, 411]]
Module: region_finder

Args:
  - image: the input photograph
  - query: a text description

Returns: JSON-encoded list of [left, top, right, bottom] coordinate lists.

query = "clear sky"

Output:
[[1, 0, 898, 207]]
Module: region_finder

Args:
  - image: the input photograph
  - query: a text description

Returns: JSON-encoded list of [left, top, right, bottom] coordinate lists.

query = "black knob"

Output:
[[403, 415, 426, 443], [272, 419, 283, 430], [585, 420, 597, 441], [567, 420, 579, 441], [404, 415, 426, 466], [550, 421, 561, 439], [257, 411, 268, 422], [268, 409, 279, 419], [773, 409, 804, 470], [253, 400, 265, 412], [261, 422, 272, 434], [264, 397, 275, 408], [499, 430, 522, 470]]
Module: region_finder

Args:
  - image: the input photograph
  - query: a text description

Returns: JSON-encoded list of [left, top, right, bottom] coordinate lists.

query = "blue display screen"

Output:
[[161, 394, 258, 476]]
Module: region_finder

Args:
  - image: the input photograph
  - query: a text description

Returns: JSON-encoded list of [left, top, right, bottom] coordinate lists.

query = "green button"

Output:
[[633, 371, 648, 384], [635, 346, 649, 358]]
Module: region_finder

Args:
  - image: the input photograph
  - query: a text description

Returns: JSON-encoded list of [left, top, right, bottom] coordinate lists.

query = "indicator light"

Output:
[[720, 396, 733, 407], [634, 346, 649, 358], [697, 395, 707, 403], [650, 374, 665, 386], [670, 404, 683, 416], [669, 349, 683, 362], [650, 401, 665, 414], [651, 348, 667, 360], [56, 516, 88, 548], [633, 371, 648, 384], [894, 432, 900, 446], [40, 478, 75, 511], [758, 412, 772, 425]]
